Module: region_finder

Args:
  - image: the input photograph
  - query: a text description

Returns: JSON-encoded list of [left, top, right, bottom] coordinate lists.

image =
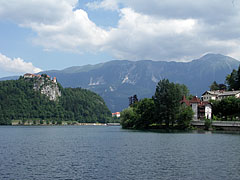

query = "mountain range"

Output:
[[1, 53, 240, 112]]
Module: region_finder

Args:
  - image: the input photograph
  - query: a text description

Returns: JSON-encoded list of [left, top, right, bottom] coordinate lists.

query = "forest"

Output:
[[0, 78, 111, 125]]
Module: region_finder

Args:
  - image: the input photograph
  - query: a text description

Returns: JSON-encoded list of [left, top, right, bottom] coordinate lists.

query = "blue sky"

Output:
[[0, 0, 240, 77]]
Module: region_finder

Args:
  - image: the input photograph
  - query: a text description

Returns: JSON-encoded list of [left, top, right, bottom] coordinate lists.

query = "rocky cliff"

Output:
[[25, 74, 61, 101]]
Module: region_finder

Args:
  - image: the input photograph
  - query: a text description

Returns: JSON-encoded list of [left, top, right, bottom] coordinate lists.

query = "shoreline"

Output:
[[10, 122, 121, 126]]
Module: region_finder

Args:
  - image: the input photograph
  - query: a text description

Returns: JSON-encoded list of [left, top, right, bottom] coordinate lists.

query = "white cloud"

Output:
[[86, 0, 119, 11], [0, 53, 42, 73], [31, 9, 109, 53], [0, 0, 77, 25]]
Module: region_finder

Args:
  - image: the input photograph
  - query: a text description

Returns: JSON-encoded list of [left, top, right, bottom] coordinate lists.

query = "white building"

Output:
[[181, 96, 212, 120], [202, 90, 240, 101], [112, 112, 120, 118]]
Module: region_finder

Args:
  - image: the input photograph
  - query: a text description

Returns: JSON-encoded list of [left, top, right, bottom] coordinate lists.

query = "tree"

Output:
[[211, 97, 240, 120], [176, 106, 194, 129], [210, 81, 219, 91], [153, 79, 182, 128], [133, 94, 138, 104], [226, 68, 239, 90], [120, 107, 137, 129], [134, 98, 154, 129], [128, 96, 133, 106], [176, 83, 190, 98], [128, 94, 138, 107], [219, 84, 227, 91]]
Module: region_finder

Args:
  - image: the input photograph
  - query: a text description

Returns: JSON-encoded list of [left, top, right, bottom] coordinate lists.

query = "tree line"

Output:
[[120, 79, 194, 130], [0, 78, 111, 125]]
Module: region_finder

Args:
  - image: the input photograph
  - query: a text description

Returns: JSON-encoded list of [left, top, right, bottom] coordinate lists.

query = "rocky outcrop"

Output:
[[39, 83, 61, 101], [31, 75, 61, 101]]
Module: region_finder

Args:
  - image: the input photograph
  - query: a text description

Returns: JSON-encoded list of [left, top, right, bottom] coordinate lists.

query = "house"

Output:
[[23, 73, 35, 78], [181, 96, 212, 120], [112, 112, 120, 118], [202, 90, 240, 101]]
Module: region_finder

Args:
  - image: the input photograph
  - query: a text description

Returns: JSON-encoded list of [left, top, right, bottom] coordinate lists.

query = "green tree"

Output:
[[210, 81, 219, 91], [226, 68, 239, 90], [120, 107, 136, 129], [153, 79, 182, 128], [176, 106, 194, 129], [134, 98, 154, 129], [211, 97, 240, 120]]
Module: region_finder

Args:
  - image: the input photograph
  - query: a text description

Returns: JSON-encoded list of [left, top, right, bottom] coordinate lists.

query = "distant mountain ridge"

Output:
[[1, 54, 239, 112]]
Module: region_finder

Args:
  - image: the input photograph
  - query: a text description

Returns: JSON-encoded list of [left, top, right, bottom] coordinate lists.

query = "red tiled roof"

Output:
[[112, 112, 120, 115], [190, 96, 201, 103], [180, 96, 190, 106]]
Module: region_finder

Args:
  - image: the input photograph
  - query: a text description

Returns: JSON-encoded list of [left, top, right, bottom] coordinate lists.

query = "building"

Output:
[[202, 90, 240, 101], [181, 96, 212, 120], [23, 73, 41, 79], [53, 77, 57, 83], [23, 73, 35, 78], [112, 112, 120, 118]]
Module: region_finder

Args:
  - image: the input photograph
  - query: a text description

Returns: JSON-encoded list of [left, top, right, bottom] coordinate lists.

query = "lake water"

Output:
[[0, 126, 240, 180]]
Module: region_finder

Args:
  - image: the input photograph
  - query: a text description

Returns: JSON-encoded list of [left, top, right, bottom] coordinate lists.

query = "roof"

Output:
[[189, 96, 201, 103], [112, 112, 120, 115], [219, 91, 240, 96], [180, 96, 190, 106], [202, 90, 240, 97], [180, 96, 201, 106]]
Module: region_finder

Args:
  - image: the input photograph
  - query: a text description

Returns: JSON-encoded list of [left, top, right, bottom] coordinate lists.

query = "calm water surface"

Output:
[[0, 126, 240, 180]]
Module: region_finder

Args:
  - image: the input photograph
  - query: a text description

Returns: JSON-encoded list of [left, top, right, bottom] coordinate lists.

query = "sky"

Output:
[[0, 0, 240, 78]]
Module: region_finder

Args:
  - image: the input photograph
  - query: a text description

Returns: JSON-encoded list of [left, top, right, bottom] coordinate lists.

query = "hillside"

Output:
[[0, 76, 111, 125]]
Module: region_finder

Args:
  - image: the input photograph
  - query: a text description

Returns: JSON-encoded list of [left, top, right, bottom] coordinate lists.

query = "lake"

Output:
[[0, 126, 240, 180]]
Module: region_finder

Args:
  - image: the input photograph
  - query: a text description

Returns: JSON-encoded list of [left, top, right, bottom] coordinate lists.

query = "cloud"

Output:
[[0, 53, 42, 74], [104, 8, 198, 60], [0, 0, 76, 25], [103, 8, 240, 61], [1, 0, 240, 61], [88, 0, 239, 23], [31, 9, 108, 53], [0, 0, 108, 53], [86, 0, 119, 11]]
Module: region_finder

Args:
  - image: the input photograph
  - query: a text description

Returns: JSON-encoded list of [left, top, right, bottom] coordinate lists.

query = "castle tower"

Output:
[[53, 77, 57, 83]]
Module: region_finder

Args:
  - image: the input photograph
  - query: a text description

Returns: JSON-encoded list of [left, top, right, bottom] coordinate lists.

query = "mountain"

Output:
[[37, 54, 239, 112], [0, 77, 111, 125], [1, 53, 239, 112], [0, 76, 19, 81]]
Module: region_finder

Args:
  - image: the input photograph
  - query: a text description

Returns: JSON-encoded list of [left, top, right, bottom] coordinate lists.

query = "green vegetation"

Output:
[[225, 65, 240, 90], [120, 79, 194, 130], [210, 65, 240, 120], [0, 78, 111, 125], [209, 81, 226, 91], [211, 97, 240, 121], [210, 65, 240, 91]]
